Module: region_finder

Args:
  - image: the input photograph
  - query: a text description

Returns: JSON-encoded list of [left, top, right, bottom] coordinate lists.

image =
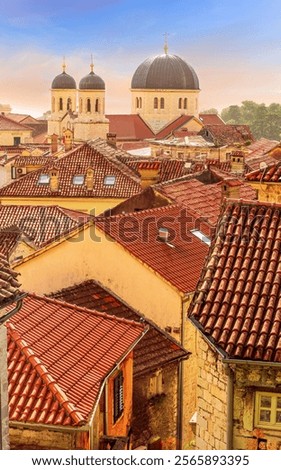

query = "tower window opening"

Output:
[[160, 98, 165, 109], [178, 98, 182, 109], [87, 99, 91, 113], [183, 98, 187, 110], [79, 98, 82, 113], [67, 98, 72, 111], [139, 97, 142, 108], [154, 97, 158, 109], [136, 97, 139, 108], [59, 98, 63, 111], [52, 97, 55, 113], [95, 99, 99, 113]]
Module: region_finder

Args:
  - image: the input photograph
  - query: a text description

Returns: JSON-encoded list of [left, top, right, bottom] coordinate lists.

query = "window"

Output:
[[59, 98, 63, 111], [149, 371, 163, 397], [160, 97, 165, 109], [183, 98, 188, 110], [104, 175, 116, 186], [139, 97, 142, 108], [95, 99, 99, 113], [190, 229, 211, 246], [255, 392, 281, 428], [113, 372, 124, 422], [72, 175, 84, 185], [67, 98, 72, 111], [178, 98, 182, 109], [52, 97, 55, 113], [154, 97, 158, 109], [87, 99, 91, 113], [38, 174, 50, 184], [13, 137, 21, 146], [79, 98, 82, 113]]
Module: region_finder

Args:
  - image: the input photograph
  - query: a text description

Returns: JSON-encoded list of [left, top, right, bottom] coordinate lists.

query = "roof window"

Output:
[[190, 229, 211, 246], [38, 174, 50, 184], [72, 175, 85, 185], [104, 175, 116, 186]]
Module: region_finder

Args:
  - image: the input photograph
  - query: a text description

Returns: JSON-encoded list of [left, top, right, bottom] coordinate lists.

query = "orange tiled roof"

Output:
[[198, 114, 225, 126], [51, 280, 189, 377], [14, 155, 54, 166], [0, 205, 90, 248], [245, 161, 281, 182], [0, 141, 141, 199], [7, 294, 145, 426], [188, 200, 281, 362], [119, 157, 191, 183], [107, 114, 155, 140], [156, 177, 257, 226], [201, 124, 254, 146], [0, 114, 32, 131], [0, 253, 21, 312], [95, 204, 209, 293]]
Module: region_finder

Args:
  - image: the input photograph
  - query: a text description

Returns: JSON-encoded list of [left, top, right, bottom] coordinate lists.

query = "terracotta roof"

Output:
[[155, 115, 195, 139], [51, 280, 189, 377], [119, 157, 191, 183], [0, 229, 22, 257], [7, 294, 145, 426], [0, 114, 32, 131], [188, 200, 281, 362], [0, 205, 90, 248], [14, 154, 54, 166], [0, 253, 21, 312], [0, 140, 141, 199], [201, 124, 254, 146], [245, 161, 281, 182], [198, 114, 225, 126], [156, 177, 257, 227], [107, 114, 155, 141], [246, 137, 279, 153], [95, 204, 209, 293]]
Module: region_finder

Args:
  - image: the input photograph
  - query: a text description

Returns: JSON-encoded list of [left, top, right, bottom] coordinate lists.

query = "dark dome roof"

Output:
[[131, 53, 199, 90], [79, 71, 105, 90], [52, 72, 76, 89]]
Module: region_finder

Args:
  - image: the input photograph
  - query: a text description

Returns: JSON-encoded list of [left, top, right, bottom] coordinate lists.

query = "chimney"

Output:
[[86, 167, 94, 191], [158, 227, 169, 242], [220, 179, 241, 200], [51, 133, 58, 154], [138, 162, 160, 189], [106, 133, 117, 148], [230, 151, 245, 174], [49, 167, 59, 192], [63, 129, 73, 152]]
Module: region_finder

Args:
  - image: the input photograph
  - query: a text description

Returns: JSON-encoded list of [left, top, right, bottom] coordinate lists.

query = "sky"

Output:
[[0, 0, 280, 117]]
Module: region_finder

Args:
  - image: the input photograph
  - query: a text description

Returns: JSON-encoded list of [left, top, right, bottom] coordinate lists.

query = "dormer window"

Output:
[[190, 229, 211, 246], [73, 175, 85, 185], [104, 175, 116, 186], [38, 174, 50, 184]]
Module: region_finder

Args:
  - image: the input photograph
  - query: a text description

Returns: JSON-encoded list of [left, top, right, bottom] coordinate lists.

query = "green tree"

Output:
[[201, 108, 218, 114]]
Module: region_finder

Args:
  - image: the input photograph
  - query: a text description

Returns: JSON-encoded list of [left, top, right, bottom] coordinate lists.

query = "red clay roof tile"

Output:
[[188, 200, 281, 362]]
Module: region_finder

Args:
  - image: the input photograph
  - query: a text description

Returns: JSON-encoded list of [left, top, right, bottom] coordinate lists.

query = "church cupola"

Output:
[[78, 57, 106, 119], [50, 59, 77, 117]]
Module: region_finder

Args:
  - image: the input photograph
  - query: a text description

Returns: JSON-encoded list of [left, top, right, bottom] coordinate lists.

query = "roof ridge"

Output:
[[0, 114, 33, 130], [28, 293, 145, 329], [8, 323, 86, 425], [95, 201, 182, 222]]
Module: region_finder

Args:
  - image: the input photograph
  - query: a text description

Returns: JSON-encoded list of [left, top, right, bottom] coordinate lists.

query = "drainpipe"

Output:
[[176, 298, 186, 450], [223, 363, 234, 450]]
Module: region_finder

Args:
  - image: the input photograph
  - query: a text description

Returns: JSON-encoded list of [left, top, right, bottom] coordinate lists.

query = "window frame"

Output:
[[113, 371, 124, 422], [104, 175, 116, 186], [72, 175, 85, 185], [38, 174, 50, 185], [255, 391, 281, 429]]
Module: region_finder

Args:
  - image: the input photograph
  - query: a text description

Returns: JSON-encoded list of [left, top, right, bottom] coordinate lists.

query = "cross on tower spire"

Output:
[[163, 32, 169, 54]]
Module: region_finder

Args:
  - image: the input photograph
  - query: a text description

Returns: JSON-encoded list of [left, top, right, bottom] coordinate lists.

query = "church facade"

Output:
[[47, 46, 200, 141]]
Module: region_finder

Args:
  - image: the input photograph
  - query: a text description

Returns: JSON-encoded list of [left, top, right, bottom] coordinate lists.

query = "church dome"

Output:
[[51, 71, 76, 89], [79, 71, 105, 90], [131, 53, 199, 90]]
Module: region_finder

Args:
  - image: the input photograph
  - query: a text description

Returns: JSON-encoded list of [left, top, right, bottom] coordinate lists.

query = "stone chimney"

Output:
[[63, 128, 73, 152], [49, 167, 59, 192], [138, 162, 160, 189], [106, 133, 117, 148], [51, 133, 58, 154], [230, 151, 245, 174], [86, 167, 94, 191], [220, 178, 242, 200]]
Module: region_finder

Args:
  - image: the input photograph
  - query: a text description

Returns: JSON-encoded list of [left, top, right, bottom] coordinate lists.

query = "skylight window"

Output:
[[190, 229, 211, 246], [72, 175, 85, 185], [38, 174, 50, 184], [104, 175, 116, 186]]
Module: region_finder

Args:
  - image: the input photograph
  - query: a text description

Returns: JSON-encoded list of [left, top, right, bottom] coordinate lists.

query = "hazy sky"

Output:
[[0, 0, 280, 117]]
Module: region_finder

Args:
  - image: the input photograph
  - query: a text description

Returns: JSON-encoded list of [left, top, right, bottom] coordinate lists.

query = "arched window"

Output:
[[59, 98, 63, 111], [52, 97, 55, 113], [154, 97, 158, 109], [183, 98, 187, 110], [139, 97, 142, 108], [136, 97, 139, 108], [87, 99, 91, 113], [95, 99, 99, 113], [79, 98, 82, 113], [178, 98, 182, 109], [160, 98, 165, 109], [67, 98, 72, 111]]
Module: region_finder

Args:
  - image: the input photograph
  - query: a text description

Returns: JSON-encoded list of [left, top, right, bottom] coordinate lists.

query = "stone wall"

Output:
[[132, 363, 179, 449], [195, 336, 227, 450], [10, 426, 80, 450]]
